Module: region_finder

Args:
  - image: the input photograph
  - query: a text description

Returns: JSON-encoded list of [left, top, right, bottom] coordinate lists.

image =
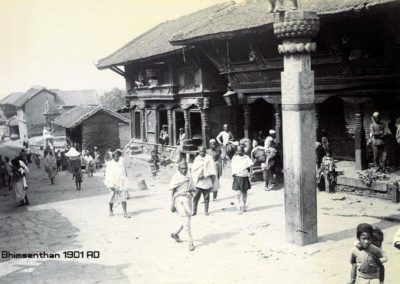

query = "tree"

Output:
[[100, 88, 126, 111]]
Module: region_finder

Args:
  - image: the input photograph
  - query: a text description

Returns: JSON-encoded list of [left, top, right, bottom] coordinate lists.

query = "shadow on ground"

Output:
[[0, 209, 80, 263]]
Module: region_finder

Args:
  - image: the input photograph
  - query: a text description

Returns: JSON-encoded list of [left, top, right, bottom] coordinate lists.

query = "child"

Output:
[[72, 166, 82, 190], [350, 223, 384, 284], [34, 155, 40, 169], [371, 227, 387, 284]]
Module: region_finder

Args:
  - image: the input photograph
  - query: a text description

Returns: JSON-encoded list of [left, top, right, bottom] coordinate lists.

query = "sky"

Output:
[[0, 0, 228, 98]]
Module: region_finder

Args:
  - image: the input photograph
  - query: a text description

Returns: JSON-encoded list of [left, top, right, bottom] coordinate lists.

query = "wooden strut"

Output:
[[110, 66, 125, 77]]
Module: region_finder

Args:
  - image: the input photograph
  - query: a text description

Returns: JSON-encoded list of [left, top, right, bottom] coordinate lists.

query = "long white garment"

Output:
[[104, 160, 127, 191]]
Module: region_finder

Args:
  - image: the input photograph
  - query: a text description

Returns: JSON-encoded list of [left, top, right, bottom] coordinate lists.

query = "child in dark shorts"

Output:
[[72, 166, 82, 190]]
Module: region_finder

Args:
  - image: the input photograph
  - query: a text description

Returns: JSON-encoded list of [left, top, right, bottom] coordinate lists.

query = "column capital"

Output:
[[274, 10, 319, 55], [274, 10, 319, 40]]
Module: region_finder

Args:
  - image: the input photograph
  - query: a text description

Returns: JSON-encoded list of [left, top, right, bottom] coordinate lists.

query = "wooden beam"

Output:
[[110, 66, 125, 77]]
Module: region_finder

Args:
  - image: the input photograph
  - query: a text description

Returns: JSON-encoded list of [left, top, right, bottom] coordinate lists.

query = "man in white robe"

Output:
[[104, 152, 130, 218], [169, 161, 196, 251]]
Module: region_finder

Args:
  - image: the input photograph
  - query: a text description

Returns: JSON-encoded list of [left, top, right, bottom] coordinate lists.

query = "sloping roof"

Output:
[[7, 115, 19, 127], [53, 89, 99, 106], [170, 0, 400, 44], [96, 2, 235, 69], [53, 105, 129, 128], [0, 92, 25, 105], [15, 86, 57, 108]]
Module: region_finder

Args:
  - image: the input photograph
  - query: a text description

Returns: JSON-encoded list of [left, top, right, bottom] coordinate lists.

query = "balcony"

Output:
[[127, 84, 179, 101]]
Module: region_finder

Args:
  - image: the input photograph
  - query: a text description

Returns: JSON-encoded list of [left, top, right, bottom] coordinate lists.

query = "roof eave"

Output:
[[96, 48, 187, 70]]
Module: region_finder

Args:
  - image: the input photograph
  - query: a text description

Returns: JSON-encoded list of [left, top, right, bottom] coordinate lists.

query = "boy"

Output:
[[34, 154, 40, 169], [72, 166, 82, 190], [350, 223, 384, 284], [371, 228, 387, 284]]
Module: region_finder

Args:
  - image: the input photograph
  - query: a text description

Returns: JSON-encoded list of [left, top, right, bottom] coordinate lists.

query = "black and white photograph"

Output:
[[1, 0, 400, 283]]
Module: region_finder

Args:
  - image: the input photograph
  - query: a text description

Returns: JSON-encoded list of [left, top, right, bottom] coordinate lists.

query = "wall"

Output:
[[81, 112, 120, 160], [24, 91, 55, 137], [119, 123, 131, 148]]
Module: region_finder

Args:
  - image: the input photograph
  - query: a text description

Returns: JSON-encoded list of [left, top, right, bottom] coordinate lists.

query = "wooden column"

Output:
[[354, 103, 367, 170], [274, 10, 319, 245], [243, 104, 251, 139], [200, 98, 211, 147], [167, 109, 173, 146], [315, 103, 320, 140], [129, 109, 134, 139], [274, 103, 282, 144], [140, 108, 147, 142], [155, 109, 160, 144], [183, 108, 191, 140]]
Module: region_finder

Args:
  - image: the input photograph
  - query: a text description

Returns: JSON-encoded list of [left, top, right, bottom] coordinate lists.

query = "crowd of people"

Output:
[[168, 123, 286, 251]]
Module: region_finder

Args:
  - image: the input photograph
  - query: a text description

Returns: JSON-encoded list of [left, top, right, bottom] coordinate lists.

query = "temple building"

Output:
[[97, 0, 400, 168]]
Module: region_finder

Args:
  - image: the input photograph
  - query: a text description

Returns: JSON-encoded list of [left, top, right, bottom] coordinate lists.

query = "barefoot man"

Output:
[[169, 161, 196, 251], [104, 151, 131, 218]]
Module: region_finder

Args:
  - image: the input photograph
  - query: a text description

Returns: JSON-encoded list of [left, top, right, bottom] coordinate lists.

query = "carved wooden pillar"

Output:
[[274, 103, 282, 144], [183, 108, 191, 140], [129, 109, 134, 139], [354, 103, 367, 170], [155, 109, 160, 144], [167, 109, 173, 146], [274, 10, 319, 245], [200, 98, 211, 147], [243, 104, 251, 139], [315, 103, 320, 140], [140, 108, 147, 142]]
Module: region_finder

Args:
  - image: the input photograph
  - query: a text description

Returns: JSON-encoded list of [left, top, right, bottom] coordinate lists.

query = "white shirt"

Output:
[[216, 131, 233, 145]]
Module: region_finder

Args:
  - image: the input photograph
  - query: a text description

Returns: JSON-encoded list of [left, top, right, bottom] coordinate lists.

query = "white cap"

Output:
[[372, 112, 379, 117], [269, 129, 276, 135]]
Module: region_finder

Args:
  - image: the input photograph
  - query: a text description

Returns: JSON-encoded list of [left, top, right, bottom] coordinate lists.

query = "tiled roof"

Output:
[[53, 105, 129, 128]]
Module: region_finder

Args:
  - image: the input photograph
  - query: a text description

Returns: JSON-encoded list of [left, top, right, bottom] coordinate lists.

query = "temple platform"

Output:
[[335, 161, 400, 203]]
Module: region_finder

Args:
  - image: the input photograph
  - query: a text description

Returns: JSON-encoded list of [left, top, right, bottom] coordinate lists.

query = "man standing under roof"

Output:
[[216, 124, 234, 167]]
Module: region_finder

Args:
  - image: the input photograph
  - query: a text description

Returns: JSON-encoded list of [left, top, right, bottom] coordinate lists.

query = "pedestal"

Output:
[[274, 10, 320, 245]]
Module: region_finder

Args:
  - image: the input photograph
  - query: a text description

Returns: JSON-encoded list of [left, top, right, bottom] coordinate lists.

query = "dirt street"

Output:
[[0, 155, 399, 284]]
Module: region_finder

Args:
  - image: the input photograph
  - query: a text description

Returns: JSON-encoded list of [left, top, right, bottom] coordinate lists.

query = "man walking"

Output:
[[104, 152, 130, 218], [207, 139, 222, 201], [169, 161, 195, 251], [231, 146, 254, 214], [191, 146, 218, 216]]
